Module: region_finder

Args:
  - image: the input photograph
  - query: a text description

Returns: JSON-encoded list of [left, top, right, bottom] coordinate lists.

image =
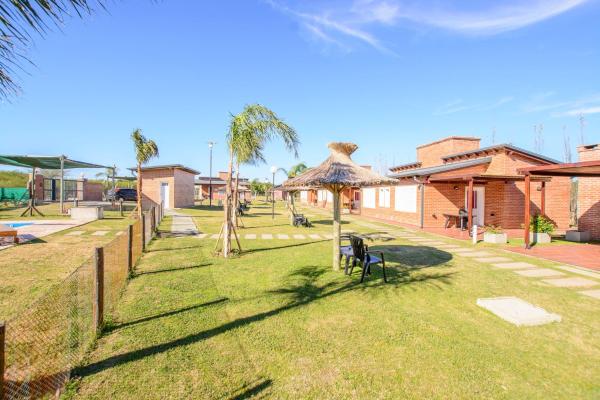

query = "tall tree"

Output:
[[287, 162, 308, 178], [220, 104, 299, 257], [131, 129, 159, 219], [1, 0, 101, 98]]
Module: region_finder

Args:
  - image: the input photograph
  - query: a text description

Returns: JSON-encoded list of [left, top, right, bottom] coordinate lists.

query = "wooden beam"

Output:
[[467, 179, 473, 231], [524, 175, 531, 249]]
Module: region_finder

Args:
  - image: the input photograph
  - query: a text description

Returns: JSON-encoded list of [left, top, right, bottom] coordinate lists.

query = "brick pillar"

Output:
[[577, 144, 600, 240]]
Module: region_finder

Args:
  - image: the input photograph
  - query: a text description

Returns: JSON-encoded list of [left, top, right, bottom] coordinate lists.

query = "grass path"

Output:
[[67, 203, 600, 399]]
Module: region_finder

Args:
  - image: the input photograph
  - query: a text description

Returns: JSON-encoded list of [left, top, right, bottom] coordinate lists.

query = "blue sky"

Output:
[[1, 0, 599, 183]]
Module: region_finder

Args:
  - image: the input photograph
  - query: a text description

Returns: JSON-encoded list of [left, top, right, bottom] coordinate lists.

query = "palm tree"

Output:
[[219, 104, 299, 257], [287, 162, 308, 178], [131, 129, 159, 219], [1, 0, 101, 98]]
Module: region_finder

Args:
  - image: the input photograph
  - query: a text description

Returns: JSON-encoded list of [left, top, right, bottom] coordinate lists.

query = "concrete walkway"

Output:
[[0, 219, 89, 250], [166, 209, 199, 236]]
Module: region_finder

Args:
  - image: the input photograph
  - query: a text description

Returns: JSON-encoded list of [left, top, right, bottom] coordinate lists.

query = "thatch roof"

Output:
[[281, 142, 398, 189]]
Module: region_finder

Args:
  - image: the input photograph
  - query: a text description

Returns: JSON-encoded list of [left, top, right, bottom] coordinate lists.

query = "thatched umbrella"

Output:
[[281, 142, 398, 271]]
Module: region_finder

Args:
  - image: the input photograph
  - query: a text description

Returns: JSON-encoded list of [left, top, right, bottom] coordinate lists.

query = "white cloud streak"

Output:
[[434, 97, 514, 115]]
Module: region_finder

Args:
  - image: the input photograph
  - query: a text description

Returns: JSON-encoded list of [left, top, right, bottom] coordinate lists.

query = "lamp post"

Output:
[[270, 166, 277, 219], [208, 141, 215, 207]]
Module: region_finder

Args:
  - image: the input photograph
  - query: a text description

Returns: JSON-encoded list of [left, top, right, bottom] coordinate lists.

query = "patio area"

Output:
[[508, 243, 600, 272]]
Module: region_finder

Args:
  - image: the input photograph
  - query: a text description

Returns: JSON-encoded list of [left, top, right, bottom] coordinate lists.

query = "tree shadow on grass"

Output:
[[133, 263, 212, 277], [369, 245, 454, 269], [104, 298, 228, 333], [243, 240, 330, 255], [73, 257, 453, 379], [146, 245, 202, 253], [228, 378, 273, 400]]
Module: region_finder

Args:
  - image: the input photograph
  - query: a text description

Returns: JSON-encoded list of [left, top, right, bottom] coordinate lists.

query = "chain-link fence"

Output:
[[1, 203, 163, 400]]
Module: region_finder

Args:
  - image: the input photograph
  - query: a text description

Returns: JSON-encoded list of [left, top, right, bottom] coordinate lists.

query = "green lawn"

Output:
[[67, 203, 600, 399], [0, 209, 135, 320]]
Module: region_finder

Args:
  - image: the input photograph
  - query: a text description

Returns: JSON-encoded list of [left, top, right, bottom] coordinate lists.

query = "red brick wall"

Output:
[[141, 167, 195, 209], [83, 181, 103, 201], [173, 168, 195, 208], [417, 137, 480, 167], [577, 144, 600, 239]]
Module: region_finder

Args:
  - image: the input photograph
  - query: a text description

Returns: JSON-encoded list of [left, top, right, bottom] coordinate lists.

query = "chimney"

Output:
[[577, 143, 600, 162], [218, 171, 229, 180]]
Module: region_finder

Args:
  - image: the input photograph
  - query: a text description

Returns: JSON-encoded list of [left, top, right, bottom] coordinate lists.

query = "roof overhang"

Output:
[[131, 164, 200, 175], [0, 155, 109, 169], [442, 144, 559, 164], [518, 160, 600, 177], [389, 157, 492, 179]]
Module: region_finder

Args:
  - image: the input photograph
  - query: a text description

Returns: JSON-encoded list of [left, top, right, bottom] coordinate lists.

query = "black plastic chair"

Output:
[[348, 235, 387, 283]]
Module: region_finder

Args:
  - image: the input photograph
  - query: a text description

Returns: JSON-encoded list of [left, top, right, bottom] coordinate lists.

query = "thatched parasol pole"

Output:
[[329, 184, 343, 271]]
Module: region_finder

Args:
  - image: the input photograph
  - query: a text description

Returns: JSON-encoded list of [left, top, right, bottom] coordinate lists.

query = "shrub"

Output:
[[529, 214, 555, 234], [485, 225, 504, 234]]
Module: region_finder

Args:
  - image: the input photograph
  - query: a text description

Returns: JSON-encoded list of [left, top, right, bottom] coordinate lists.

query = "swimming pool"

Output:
[[5, 222, 34, 228]]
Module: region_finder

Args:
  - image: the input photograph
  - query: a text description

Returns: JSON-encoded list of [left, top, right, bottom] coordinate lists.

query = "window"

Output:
[[300, 191, 308, 201], [318, 190, 327, 201], [362, 188, 376, 208], [394, 185, 417, 213], [378, 187, 391, 208]]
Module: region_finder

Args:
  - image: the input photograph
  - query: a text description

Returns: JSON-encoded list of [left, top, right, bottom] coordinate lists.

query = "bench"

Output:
[[0, 224, 19, 244]]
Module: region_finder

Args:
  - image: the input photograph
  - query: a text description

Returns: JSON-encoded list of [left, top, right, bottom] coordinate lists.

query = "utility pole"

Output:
[[208, 141, 215, 207], [579, 113, 586, 145]]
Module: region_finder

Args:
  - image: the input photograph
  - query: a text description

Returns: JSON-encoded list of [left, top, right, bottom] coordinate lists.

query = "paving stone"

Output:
[[210, 234, 220, 239], [447, 248, 476, 253], [474, 257, 512, 263], [293, 234, 306, 239], [277, 234, 290, 239], [555, 265, 600, 280], [542, 277, 599, 288], [115, 231, 124, 236], [66, 230, 85, 236], [245, 234, 256, 239], [459, 251, 494, 257], [261, 234, 273, 240], [408, 238, 432, 242], [579, 289, 600, 299], [309, 234, 321, 239], [323, 234, 333, 239], [91, 231, 109, 236], [477, 297, 561, 326], [194, 233, 207, 239], [515, 268, 565, 278], [491, 262, 538, 270]]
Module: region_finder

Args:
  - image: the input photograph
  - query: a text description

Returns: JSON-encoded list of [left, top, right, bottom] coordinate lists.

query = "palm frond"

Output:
[[131, 128, 159, 165]]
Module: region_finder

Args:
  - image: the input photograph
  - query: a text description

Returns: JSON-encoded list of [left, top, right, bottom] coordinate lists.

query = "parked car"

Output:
[[106, 188, 137, 202]]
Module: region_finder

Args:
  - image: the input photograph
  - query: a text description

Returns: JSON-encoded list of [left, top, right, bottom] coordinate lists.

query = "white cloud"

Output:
[[434, 96, 514, 115], [522, 92, 600, 117], [266, 0, 591, 54], [561, 106, 600, 116]]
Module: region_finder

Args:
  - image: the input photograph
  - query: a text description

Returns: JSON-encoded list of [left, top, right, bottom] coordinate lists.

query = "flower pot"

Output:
[[484, 232, 508, 244], [530, 232, 551, 244], [565, 230, 591, 242]]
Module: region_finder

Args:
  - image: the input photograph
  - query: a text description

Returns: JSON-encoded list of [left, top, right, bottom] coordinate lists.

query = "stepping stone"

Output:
[[323, 234, 333, 239], [475, 257, 512, 263], [515, 268, 565, 278], [422, 241, 446, 245], [277, 234, 289, 239], [460, 251, 494, 258], [542, 277, 599, 288], [408, 238, 431, 242], [477, 297, 561, 326], [115, 231, 124, 236], [245, 234, 256, 239], [447, 248, 476, 253], [579, 289, 600, 299], [491, 262, 537, 270], [66, 230, 85, 236], [210, 234, 220, 239], [261, 234, 273, 240], [436, 245, 461, 249], [309, 234, 321, 239], [555, 265, 600, 280], [194, 233, 207, 239], [91, 231, 109, 236], [293, 234, 306, 239]]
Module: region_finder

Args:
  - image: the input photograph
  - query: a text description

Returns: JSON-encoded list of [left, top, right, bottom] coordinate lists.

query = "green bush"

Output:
[[529, 214, 555, 234], [485, 225, 504, 234]]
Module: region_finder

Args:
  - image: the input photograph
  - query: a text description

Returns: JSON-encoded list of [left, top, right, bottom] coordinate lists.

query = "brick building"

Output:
[[139, 165, 199, 209], [194, 172, 251, 202], [361, 136, 571, 230], [31, 174, 103, 202], [577, 144, 600, 239]]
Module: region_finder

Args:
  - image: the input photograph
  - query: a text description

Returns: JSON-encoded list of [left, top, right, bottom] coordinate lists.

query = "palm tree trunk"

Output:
[[233, 161, 240, 227], [137, 164, 142, 219], [223, 148, 234, 257], [332, 187, 341, 271]]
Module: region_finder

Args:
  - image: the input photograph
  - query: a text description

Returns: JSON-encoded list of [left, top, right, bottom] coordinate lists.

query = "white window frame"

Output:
[[362, 188, 376, 209], [378, 187, 391, 208]]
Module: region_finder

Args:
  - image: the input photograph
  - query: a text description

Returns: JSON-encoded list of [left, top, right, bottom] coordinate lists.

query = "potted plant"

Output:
[[484, 225, 508, 244], [529, 214, 554, 244]]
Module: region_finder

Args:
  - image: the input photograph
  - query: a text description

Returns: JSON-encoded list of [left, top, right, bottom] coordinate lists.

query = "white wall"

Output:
[[394, 185, 417, 213], [378, 187, 390, 208], [362, 188, 376, 208]]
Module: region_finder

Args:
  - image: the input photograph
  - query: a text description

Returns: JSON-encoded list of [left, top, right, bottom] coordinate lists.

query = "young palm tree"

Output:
[[287, 162, 308, 178], [131, 129, 159, 219], [219, 104, 299, 257], [1, 0, 101, 97]]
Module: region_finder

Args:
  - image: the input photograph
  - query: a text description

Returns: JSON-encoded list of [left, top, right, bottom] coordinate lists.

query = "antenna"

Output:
[[491, 127, 496, 144], [533, 124, 544, 152], [579, 113, 586, 145], [562, 125, 572, 163]]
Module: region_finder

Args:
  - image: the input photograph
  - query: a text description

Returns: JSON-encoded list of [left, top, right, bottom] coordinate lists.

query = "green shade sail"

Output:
[[0, 155, 109, 170]]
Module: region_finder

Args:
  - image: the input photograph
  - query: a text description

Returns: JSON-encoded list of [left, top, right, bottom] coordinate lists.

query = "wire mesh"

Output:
[[3, 260, 95, 399], [2, 207, 162, 399]]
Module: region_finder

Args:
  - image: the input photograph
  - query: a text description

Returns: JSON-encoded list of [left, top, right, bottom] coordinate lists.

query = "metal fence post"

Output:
[[151, 207, 156, 235], [93, 247, 104, 335], [141, 214, 146, 251], [127, 225, 133, 273], [0, 321, 5, 400]]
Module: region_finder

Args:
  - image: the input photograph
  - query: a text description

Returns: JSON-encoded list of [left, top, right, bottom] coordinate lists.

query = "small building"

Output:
[[32, 174, 103, 202], [577, 143, 600, 239], [194, 172, 251, 202], [139, 164, 199, 209], [361, 136, 571, 231]]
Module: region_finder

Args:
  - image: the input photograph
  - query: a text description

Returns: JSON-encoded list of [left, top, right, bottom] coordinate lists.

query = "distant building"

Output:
[[195, 171, 251, 202], [138, 164, 199, 209]]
